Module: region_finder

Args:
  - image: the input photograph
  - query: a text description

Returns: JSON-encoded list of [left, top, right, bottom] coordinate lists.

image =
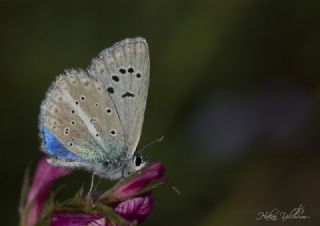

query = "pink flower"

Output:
[[51, 213, 106, 226], [51, 196, 154, 226], [105, 162, 166, 202], [114, 195, 154, 223], [22, 158, 73, 226], [20, 159, 166, 226]]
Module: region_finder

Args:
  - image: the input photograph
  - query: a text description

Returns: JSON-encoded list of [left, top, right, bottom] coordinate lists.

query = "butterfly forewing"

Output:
[[39, 70, 125, 162], [88, 37, 150, 156]]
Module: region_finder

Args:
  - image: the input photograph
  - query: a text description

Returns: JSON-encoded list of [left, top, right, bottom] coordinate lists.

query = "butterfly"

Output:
[[39, 37, 150, 180]]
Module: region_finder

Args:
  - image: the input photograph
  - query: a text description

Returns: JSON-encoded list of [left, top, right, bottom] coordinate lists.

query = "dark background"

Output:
[[1, 0, 320, 225]]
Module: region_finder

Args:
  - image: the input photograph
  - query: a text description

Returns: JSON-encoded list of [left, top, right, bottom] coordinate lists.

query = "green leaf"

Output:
[[19, 167, 30, 215]]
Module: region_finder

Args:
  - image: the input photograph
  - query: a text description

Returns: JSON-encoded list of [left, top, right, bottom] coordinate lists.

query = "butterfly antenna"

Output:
[[141, 136, 164, 152], [167, 178, 181, 195]]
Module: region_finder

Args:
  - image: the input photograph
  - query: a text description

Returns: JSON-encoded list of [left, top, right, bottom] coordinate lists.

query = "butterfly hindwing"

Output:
[[88, 37, 150, 156], [39, 69, 125, 163]]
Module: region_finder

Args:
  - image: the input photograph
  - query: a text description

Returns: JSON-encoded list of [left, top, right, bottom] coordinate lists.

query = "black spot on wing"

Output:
[[122, 92, 135, 98], [112, 75, 119, 82], [119, 68, 126, 74], [107, 86, 114, 94], [128, 67, 134, 73]]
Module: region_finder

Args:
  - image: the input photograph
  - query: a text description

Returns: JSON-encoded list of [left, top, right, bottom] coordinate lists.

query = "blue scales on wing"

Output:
[[41, 127, 83, 161]]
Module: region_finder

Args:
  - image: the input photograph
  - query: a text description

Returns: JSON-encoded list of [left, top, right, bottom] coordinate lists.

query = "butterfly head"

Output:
[[92, 151, 147, 180], [121, 151, 147, 178]]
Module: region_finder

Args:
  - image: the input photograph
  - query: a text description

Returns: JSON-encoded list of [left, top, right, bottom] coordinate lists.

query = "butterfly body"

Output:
[[39, 38, 149, 179]]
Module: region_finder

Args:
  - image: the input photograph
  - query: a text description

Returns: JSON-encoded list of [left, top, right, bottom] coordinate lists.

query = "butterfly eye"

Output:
[[134, 155, 142, 167]]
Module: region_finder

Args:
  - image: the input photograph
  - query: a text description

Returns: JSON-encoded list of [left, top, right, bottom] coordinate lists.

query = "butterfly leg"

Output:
[[87, 173, 96, 196], [92, 177, 102, 194]]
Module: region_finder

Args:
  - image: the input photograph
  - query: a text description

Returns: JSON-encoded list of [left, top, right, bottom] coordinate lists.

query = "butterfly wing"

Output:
[[88, 37, 150, 157], [39, 69, 125, 163]]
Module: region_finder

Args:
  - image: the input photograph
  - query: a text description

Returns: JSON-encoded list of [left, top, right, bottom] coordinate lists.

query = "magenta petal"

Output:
[[144, 162, 165, 180], [51, 212, 106, 226], [24, 158, 73, 226], [115, 195, 154, 223], [110, 162, 165, 199]]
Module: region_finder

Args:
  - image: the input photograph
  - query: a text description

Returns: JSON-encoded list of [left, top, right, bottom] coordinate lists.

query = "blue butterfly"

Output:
[[39, 37, 149, 180]]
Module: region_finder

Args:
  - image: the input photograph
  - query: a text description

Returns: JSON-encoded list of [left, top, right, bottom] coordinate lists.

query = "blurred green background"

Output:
[[1, 0, 320, 225]]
